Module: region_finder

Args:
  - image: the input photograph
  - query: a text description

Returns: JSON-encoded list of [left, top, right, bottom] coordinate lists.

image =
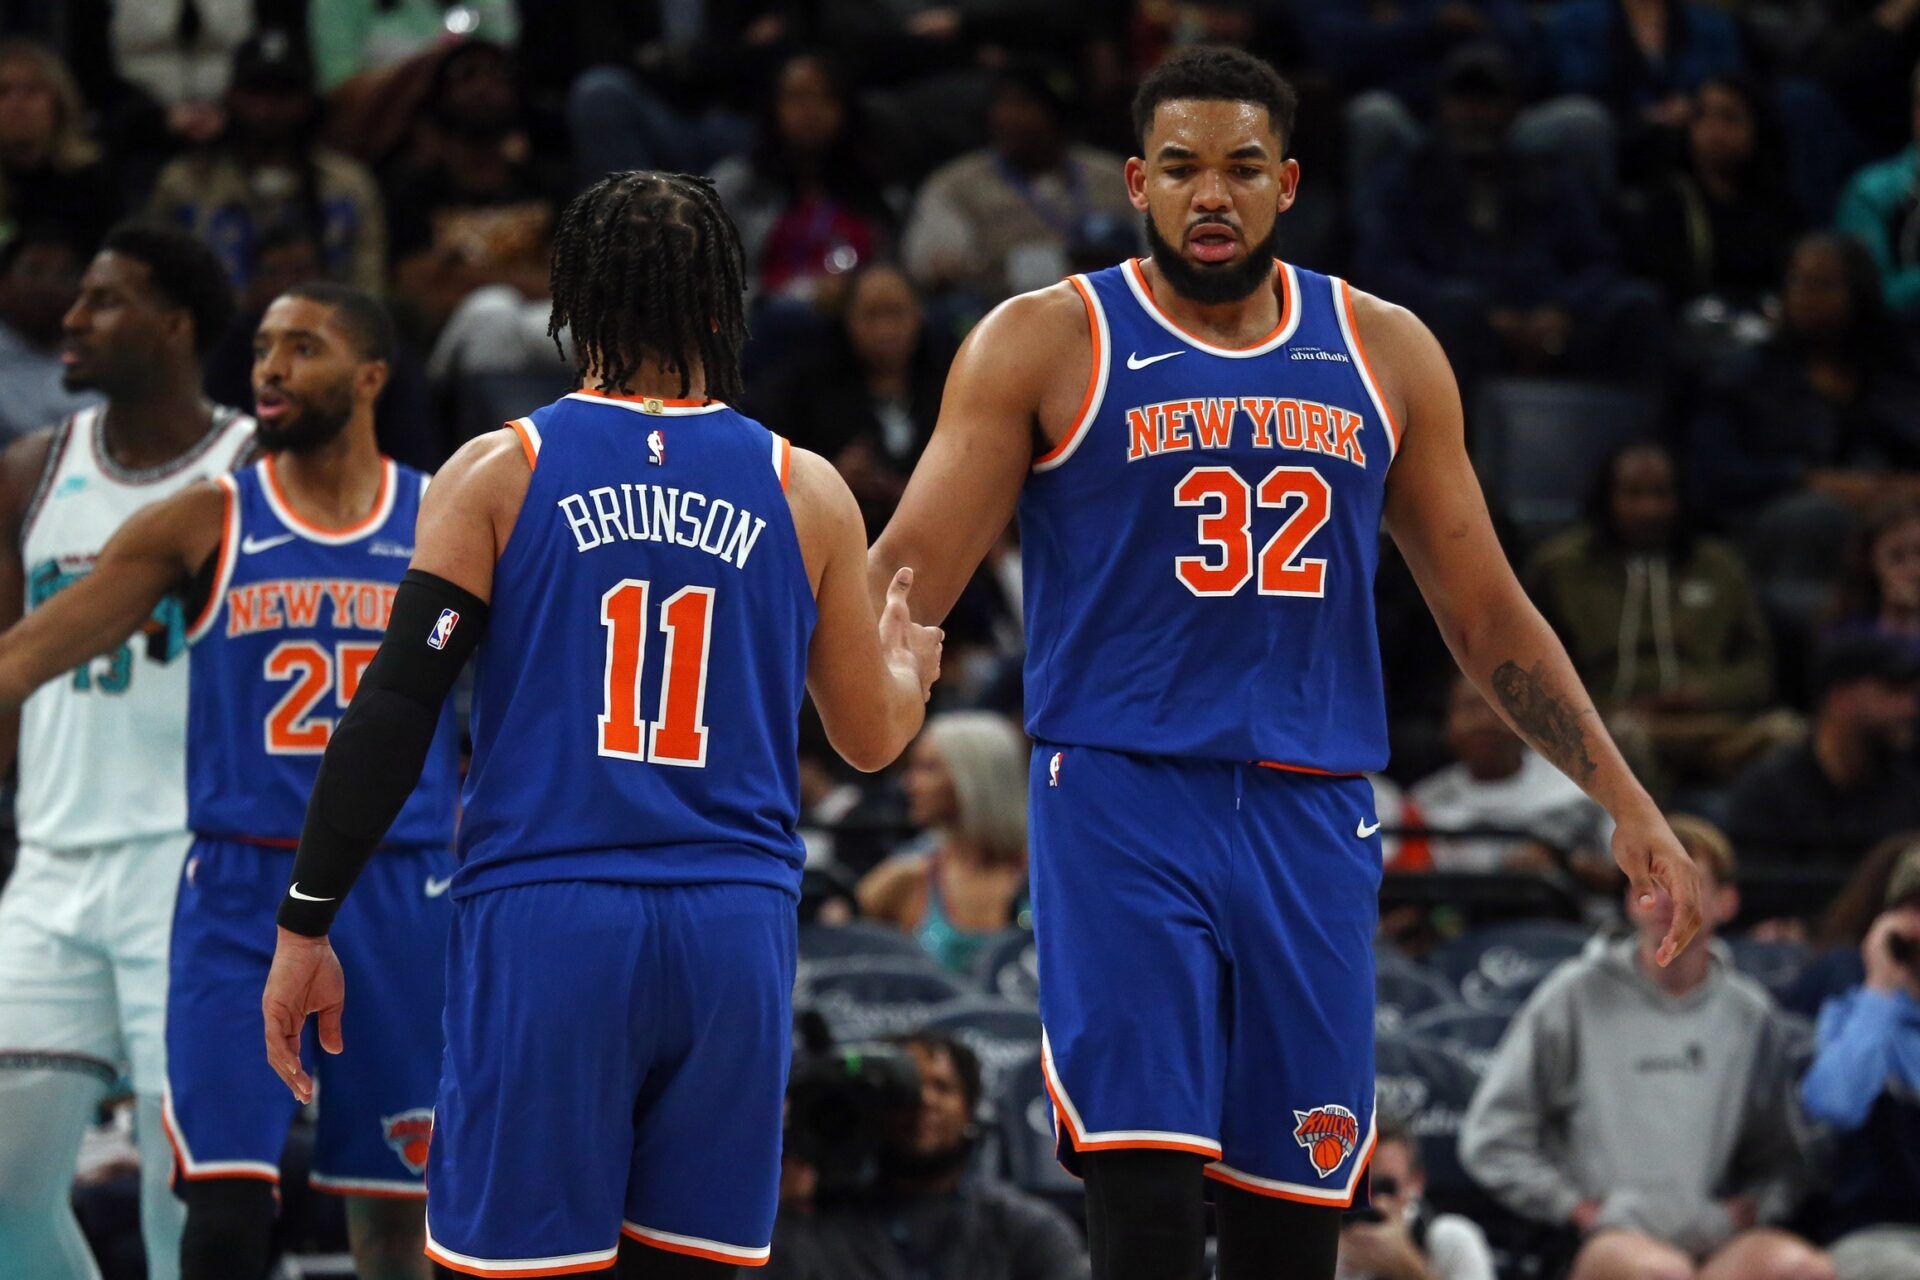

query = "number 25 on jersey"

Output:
[[599, 578, 715, 768]]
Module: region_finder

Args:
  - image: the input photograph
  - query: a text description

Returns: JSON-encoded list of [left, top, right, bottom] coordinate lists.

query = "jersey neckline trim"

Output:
[[1121, 258, 1300, 357], [565, 390, 731, 416], [90, 403, 250, 487], [259, 455, 397, 545]]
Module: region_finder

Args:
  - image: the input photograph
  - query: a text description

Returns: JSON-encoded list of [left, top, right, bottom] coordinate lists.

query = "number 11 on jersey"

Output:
[[599, 579, 715, 767]]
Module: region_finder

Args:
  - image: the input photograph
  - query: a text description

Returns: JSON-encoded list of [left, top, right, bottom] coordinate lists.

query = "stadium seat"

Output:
[[1430, 919, 1594, 1011], [793, 959, 972, 1043], [1469, 379, 1657, 543], [994, 1050, 1084, 1207], [919, 998, 1044, 1101], [1401, 1005, 1513, 1075], [1373, 1031, 1485, 1203], [1728, 937, 1812, 1004], [973, 928, 1040, 1004], [798, 920, 935, 967], [1375, 951, 1463, 1033]]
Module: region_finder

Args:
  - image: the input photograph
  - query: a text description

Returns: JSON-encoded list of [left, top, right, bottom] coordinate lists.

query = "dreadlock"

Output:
[[548, 171, 749, 403]]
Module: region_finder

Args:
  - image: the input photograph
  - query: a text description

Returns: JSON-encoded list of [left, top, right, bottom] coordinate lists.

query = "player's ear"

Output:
[[357, 358, 390, 405], [1124, 155, 1150, 211], [1275, 157, 1301, 214]]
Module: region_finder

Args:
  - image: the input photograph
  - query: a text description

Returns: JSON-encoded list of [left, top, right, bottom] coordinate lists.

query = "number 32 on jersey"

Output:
[[1175, 464, 1331, 598]]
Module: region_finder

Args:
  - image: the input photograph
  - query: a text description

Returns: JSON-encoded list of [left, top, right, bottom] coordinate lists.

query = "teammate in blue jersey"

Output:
[[0, 281, 458, 1280], [259, 171, 942, 1279], [869, 47, 1707, 1280]]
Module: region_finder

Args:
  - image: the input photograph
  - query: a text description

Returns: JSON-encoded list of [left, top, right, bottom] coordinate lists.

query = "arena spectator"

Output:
[[711, 52, 904, 304], [1828, 499, 1920, 663], [1628, 76, 1802, 313], [1689, 233, 1920, 519], [1525, 443, 1782, 787], [1301, 0, 1533, 114], [307, 0, 519, 93], [902, 60, 1136, 307], [1409, 674, 1613, 877], [770, 1031, 1088, 1280], [1790, 833, 1920, 1016], [149, 30, 387, 295], [1799, 842, 1920, 1280], [857, 712, 1029, 975], [109, 0, 251, 143], [1816, 0, 1920, 161], [1539, 0, 1745, 132], [749, 262, 952, 532], [1353, 44, 1665, 391], [1460, 817, 1833, 1280], [1834, 63, 1920, 317], [1724, 637, 1920, 868], [383, 39, 555, 338], [0, 40, 121, 255], [0, 224, 98, 439], [1337, 1115, 1496, 1280]]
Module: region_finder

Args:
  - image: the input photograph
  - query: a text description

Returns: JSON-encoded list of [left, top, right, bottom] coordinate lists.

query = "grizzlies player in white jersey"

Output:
[[869, 48, 1704, 1280], [0, 223, 252, 1280]]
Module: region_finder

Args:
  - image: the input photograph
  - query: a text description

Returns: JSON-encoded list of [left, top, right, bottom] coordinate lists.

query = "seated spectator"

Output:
[[711, 53, 903, 306], [1526, 443, 1783, 788], [1828, 499, 1920, 663], [1409, 674, 1614, 877], [1337, 1115, 1496, 1280], [1541, 0, 1745, 135], [109, 0, 251, 146], [749, 262, 952, 533], [1690, 233, 1920, 518], [903, 60, 1137, 307], [769, 1032, 1088, 1280], [307, 0, 519, 94], [0, 224, 97, 439], [858, 713, 1029, 975], [1725, 637, 1920, 868], [1461, 817, 1833, 1280], [1302, 0, 1533, 116], [1799, 842, 1920, 1280], [1836, 63, 1920, 317], [1815, 0, 1920, 159], [1789, 833, 1920, 1017], [1629, 76, 1801, 313], [149, 31, 387, 295], [1354, 44, 1665, 392], [383, 40, 555, 339], [0, 40, 121, 255]]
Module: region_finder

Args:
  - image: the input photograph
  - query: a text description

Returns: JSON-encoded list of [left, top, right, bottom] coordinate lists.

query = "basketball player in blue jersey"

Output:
[[0, 282, 458, 1280], [868, 47, 1707, 1280], [258, 171, 942, 1279]]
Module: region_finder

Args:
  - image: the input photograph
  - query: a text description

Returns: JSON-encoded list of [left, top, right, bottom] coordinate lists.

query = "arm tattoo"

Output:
[[1490, 659, 1599, 785]]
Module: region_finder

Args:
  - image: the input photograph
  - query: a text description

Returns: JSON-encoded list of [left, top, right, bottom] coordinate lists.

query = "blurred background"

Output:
[[3, 0, 1920, 1277]]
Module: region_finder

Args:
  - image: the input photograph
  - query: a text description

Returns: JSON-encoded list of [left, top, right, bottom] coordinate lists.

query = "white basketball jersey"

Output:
[[17, 404, 256, 848]]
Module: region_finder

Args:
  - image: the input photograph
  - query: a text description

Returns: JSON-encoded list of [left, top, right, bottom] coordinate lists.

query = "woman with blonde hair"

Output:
[[0, 40, 119, 250], [859, 712, 1031, 974]]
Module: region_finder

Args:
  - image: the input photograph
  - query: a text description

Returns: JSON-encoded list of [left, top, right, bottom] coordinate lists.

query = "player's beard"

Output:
[[1144, 213, 1281, 306], [256, 386, 353, 455]]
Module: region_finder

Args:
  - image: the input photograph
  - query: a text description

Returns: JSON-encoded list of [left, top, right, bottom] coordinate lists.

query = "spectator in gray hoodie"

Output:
[[1459, 817, 1834, 1280]]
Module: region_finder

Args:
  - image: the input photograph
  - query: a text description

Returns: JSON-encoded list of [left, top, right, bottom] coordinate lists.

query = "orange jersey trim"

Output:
[[187, 476, 238, 639], [1338, 280, 1401, 454], [1255, 760, 1363, 778], [1034, 275, 1105, 467], [160, 1103, 279, 1185], [1039, 1057, 1222, 1161], [1201, 1129, 1378, 1207], [772, 434, 792, 493], [621, 1226, 771, 1268], [508, 419, 539, 469], [424, 1244, 613, 1277], [1125, 257, 1291, 352], [264, 455, 393, 539]]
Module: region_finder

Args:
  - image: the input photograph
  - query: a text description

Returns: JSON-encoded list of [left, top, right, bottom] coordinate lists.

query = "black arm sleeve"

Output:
[[276, 570, 488, 937]]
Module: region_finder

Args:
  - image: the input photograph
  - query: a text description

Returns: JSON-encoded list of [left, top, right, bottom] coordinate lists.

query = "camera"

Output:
[[787, 1012, 922, 1198]]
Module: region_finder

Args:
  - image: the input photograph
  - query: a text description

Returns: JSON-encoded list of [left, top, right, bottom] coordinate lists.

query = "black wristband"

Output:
[[276, 570, 488, 936]]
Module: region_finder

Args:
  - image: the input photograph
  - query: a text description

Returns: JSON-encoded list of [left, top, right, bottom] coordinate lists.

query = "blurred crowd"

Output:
[[4, 0, 1920, 1277]]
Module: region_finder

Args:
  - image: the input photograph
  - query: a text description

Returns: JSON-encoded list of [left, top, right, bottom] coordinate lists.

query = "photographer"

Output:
[[775, 1031, 1088, 1280], [1800, 844, 1920, 1280], [1336, 1117, 1495, 1280]]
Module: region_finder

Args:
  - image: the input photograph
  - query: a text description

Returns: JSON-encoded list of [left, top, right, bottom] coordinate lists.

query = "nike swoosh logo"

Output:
[[287, 883, 336, 902], [241, 532, 297, 554], [1127, 350, 1184, 370], [1356, 819, 1382, 839], [423, 875, 453, 898]]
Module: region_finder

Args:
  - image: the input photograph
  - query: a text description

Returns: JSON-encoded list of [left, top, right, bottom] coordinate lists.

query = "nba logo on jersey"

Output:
[[428, 608, 460, 650], [1049, 751, 1063, 787], [648, 429, 666, 466]]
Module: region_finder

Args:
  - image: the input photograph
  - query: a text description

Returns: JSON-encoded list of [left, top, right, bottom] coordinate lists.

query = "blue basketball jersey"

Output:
[[455, 391, 815, 899], [186, 457, 460, 847], [1019, 259, 1398, 774]]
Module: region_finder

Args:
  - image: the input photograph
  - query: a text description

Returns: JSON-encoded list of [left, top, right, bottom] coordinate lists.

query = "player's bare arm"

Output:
[[867, 283, 1089, 621], [1368, 290, 1704, 963], [791, 446, 942, 771], [0, 429, 56, 776], [0, 478, 223, 713], [407, 426, 532, 603]]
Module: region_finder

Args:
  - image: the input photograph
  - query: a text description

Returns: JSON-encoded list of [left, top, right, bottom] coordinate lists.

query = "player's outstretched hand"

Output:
[[1612, 814, 1705, 967], [881, 567, 943, 701], [262, 927, 346, 1104]]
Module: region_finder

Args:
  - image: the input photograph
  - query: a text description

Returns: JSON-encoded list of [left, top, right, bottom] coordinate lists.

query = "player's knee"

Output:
[[179, 1176, 276, 1280], [1571, 1230, 1696, 1280], [1718, 1230, 1836, 1280]]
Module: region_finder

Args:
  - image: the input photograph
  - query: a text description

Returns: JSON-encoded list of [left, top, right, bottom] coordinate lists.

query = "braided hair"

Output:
[[548, 171, 749, 403]]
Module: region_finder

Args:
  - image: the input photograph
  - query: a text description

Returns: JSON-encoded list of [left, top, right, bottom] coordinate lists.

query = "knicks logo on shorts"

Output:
[[1292, 1104, 1359, 1179], [382, 1108, 434, 1174]]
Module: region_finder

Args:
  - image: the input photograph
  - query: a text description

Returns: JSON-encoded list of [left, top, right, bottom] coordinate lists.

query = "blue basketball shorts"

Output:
[[1030, 745, 1381, 1206], [423, 879, 796, 1276], [163, 838, 453, 1196]]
